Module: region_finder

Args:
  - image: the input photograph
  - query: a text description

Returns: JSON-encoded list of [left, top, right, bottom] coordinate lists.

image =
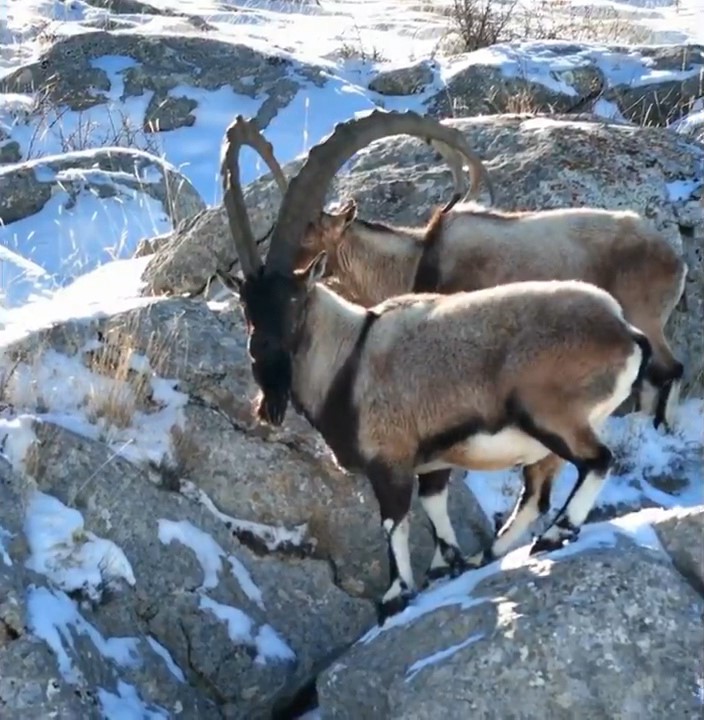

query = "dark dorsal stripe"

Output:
[[314, 310, 380, 472], [356, 217, 397, 234], [412, 207, 445, 293]]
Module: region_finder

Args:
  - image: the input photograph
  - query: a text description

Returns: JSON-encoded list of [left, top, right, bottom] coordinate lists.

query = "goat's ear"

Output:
[[338, 197, 357, 226], [295, 250, 328, 288], [216, 270, 244, 294]]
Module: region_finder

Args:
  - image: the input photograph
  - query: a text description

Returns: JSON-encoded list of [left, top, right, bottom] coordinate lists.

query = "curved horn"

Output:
[[265, 109, 493, 275], [429, 139, 495, 210], [220, 115, 288, 276]]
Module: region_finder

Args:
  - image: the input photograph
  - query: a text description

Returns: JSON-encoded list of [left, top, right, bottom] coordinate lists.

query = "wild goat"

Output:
[[281, 141, 687, 436], [216, 110, 652, 624]]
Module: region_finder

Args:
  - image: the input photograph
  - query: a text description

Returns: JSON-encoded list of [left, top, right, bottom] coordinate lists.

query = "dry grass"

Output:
[[83, 343, 154, 430], [446, 0, 651, 54]]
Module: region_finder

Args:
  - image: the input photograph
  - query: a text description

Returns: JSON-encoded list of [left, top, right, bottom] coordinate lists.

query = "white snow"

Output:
[[26, 585, 141, 684], [0, 413, 37, 475], [358, 504, 690, 644], [146, 635, 186, 683], [97, 680, 169, 720], [0, 523, 12, 566], [0, 343, 188, 467], [157, 518, 265, 608], [405, 631, 485, 682], [24, 491, 136, 600], [180, 480, 312, 554], [199, 595, 296, 666]]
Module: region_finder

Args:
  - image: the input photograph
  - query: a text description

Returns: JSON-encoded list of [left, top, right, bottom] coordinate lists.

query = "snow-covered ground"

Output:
[[0, 0, 702, 716]]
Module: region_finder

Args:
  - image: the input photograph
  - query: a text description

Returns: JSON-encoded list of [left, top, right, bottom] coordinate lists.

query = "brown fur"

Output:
[[296, 202, 687, 406]]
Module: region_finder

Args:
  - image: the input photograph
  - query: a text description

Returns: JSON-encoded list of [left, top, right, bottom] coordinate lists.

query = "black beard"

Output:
[[252, 354, 292, 426]]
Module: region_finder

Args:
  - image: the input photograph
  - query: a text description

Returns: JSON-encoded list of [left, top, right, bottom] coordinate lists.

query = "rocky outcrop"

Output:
[[424, 42, 704, 126], [368, 60, 436, 96], [138, 113, 704, 397], [317, 509, 704, 719], [0, 31, 325, 135], [0, 147, 204, 227]]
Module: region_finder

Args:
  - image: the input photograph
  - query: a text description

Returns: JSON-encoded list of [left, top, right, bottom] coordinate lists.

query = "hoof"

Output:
[[376, 590, 416, 625], [422, 565, 452, 588], [465, 548, 494, 569], [530, 536, 565, 555]]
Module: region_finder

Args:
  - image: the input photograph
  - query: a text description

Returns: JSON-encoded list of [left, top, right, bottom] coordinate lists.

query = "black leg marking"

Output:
[[417, 470, 467, 586], [531, 445, 613, 556], [367, 459, 416, 625]]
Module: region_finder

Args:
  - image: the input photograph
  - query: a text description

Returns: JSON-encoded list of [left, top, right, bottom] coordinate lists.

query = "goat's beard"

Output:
[[251, 354, 292, 427]]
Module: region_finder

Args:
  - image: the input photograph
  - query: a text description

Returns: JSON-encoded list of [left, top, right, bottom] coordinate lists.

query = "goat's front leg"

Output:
[[418, 469, 468, 585], [367, 460, 416, 625]]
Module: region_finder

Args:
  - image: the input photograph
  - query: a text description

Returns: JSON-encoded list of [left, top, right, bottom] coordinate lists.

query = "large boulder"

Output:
[[423, 42, 704, 126], [0, 31, 325, 143], [0, 147, 204, 227], [317, 508, 704, 719], [139, 113, 704, 397], [0, 147, 205, 305]]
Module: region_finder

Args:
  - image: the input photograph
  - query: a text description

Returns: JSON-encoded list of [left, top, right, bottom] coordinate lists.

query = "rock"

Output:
[[368, 61, 435, 96], [423, 42, 703, 126], [141, 113, 704, 397], [0, 139, 21, 164], [652, 505, 704, 596], [603, 44, 704, 126], [0, 31, 322, 132], [0, 415, 373, 718], [0, 147, 204, 229], [318, 529, 704, 719]]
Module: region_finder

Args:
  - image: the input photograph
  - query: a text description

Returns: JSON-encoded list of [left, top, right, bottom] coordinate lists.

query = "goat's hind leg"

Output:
[[531, 425, 613, 555], [466, 454, 563, 567], [418, 469, 468, 585], [367, 460, 416, 625]]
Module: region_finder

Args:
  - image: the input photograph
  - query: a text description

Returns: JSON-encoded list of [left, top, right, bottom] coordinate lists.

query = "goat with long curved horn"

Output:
[[264, 109, 494, 275], [218, 110, 652, 624]]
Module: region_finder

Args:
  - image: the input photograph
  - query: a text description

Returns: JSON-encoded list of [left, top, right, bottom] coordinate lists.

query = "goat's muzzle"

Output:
[[250, 351, 292, 427]]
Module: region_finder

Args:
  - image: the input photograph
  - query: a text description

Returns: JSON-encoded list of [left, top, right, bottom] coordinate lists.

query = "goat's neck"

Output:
[[291, 283, 368, 421], [335, 220, 423, 305]]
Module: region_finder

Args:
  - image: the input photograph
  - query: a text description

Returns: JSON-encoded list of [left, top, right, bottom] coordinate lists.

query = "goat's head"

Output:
[[295, 198, 359, 272], [218, 110, 494, 426]]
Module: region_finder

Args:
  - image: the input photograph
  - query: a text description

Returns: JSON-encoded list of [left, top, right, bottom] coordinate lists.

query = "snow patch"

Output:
[[24, 491, 136, 600], [405, 632, 485, 682], [180, 480, 312, 554], [199, 595, 296, 666], [0, 344, 188, 468], [146, 636, 186, 684], [97, 680, 169, 720], [26, 586, 141, 684], [157, 518, 264, 608], [359, 506, 692, 642], [0, 413, 37, 475], [0, 524, 12, 566]]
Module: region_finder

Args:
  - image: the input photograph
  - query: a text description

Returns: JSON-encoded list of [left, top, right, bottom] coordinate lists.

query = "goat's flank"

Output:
[[218, 111, 652, 624], [293, 166, 686, 438]]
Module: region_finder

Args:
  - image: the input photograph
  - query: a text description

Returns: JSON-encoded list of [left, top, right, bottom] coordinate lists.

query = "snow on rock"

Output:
[[0, 147, 204, 305], [0, 413, 38, 475], [180, 479, 312, 556], [0, 342, 188, 468], [26, 586, 141, 685], [198, 595, 296, 667], [97, 680, 170, 720], [157, 518, 264, 608], [24, 491, 136, 601], [0, 523, 12, 566], [145, 636, 186, 684]]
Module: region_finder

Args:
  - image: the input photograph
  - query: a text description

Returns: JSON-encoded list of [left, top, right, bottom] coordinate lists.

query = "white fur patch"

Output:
[[415, 427, 550, 474], [589, 343, 643, 427], [382, 516, 415, 600], [419, 489, 458, 568]]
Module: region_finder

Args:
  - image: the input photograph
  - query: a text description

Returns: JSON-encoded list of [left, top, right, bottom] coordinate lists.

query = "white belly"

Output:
[[415, 426, 551, 474]]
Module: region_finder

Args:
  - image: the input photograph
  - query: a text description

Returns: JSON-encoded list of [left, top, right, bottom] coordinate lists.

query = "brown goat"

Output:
[[216, 111, 652, 624]]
